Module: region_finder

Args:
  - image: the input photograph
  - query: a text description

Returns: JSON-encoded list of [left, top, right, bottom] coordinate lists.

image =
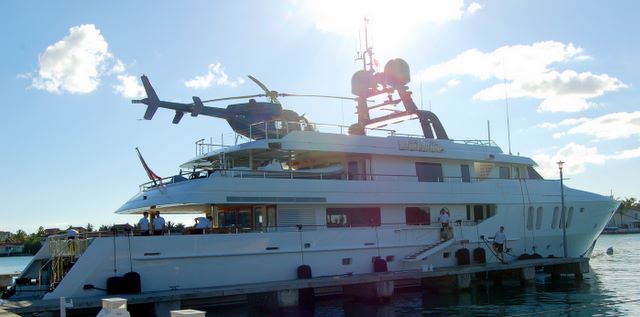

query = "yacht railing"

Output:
[[194, 120, 499, 157], [140, 169, 550, 191]]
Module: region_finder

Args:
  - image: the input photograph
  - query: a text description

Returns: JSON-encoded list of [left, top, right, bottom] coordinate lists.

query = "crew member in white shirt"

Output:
[[493, 226, 507, 261], [152, 211, 166, 235], [193, 216, 211, 234], [138, 211, 150, 236]]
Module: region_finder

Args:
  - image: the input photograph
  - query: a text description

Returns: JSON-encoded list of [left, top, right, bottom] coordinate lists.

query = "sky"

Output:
[[1, 0, 639, 233]]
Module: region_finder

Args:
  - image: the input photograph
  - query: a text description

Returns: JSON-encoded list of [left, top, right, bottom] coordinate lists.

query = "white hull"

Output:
[[17, 182, 615, 299]]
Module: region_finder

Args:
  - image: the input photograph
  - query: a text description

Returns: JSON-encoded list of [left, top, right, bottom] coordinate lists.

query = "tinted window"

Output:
[[327, 207, 381, 227], [499, 167, 511, 179], [527, 166, 544, 179], [416, 162, 443, 182], [461, 165, 471, 183], [406, 207, 431, 225], [474, 205, 484, 220]]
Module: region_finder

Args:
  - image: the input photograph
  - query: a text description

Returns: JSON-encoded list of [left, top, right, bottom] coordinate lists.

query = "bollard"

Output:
[[96, 297, 130, 317], [170, 309, 206, 317]]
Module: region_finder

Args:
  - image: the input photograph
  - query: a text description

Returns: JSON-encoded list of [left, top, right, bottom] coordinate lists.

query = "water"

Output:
[[209, 235, 640, 316], [0, 256, 32, 274], [1, 236, 638, 316]]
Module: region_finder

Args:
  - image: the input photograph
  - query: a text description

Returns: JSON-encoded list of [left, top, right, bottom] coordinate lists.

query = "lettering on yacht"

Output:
[[398, 140, 444, 153]]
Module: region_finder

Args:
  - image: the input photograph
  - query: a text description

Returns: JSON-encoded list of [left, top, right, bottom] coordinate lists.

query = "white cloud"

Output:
[[611, 147, 640, 160], [184, 63, 244, 89], [466, 2, 482, 15], [114, 75, 145, 98], [416, 41, 625, 112], [538, 118, 589, 130], [447, 79, 461, 87], [532, 143, 606, 177], [110, 59, 126, 74], [565, 111, 640, 140], [532, 142, 640, 178], [32, 24, 112, 94], [539, 112, 640, 140]]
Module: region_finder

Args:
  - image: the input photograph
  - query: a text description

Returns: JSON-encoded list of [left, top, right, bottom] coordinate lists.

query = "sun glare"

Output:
[[300, 0, 468, 63]]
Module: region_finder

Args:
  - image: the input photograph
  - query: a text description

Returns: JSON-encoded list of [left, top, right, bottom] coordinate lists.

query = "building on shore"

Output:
[[0, 243, 25, 256], [603, 207, 640, 234]]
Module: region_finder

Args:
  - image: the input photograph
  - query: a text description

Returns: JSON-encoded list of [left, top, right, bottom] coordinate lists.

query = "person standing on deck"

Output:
[[152, 211, 165, 235], [438, 209, 450, 240], [493, 226, 507, 262], [138, 211, 150, 236], [193, 216, 211, 234]]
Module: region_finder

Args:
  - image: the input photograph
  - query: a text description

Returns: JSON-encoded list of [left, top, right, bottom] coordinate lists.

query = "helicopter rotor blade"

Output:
[[248, 75, 279, 103], [278, 93, 358, 101], [247, 75, 271, 94], [200, 94, 267, 104]]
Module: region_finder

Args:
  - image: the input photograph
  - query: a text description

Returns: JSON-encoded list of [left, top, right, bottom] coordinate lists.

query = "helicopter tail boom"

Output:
[[134, 75, 161, 120]]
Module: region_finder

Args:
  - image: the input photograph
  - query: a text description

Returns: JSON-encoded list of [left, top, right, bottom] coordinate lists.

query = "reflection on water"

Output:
[[206, 235, 640, 317]]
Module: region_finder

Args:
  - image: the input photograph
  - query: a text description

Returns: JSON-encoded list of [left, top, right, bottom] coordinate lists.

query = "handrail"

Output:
[[140, 168, 553, 191], [192, 119, 500, 157]]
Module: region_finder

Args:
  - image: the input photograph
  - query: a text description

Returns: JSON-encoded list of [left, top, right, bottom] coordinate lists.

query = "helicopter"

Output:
[[132, 75, 356, 139]]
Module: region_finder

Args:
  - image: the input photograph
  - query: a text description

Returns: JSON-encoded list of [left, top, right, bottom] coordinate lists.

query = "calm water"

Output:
[[1, 235, 639, 316], [0, 256, 32, 274]]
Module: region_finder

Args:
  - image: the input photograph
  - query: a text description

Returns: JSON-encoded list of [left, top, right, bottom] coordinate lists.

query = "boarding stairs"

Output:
[[403, 239, 454, 261]]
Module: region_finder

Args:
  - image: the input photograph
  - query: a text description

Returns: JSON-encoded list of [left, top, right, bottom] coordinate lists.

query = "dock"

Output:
[[0, 257, 589, 316]]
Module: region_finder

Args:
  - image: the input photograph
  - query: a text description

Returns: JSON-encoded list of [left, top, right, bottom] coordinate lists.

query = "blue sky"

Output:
[[1, 1, 638, 233]]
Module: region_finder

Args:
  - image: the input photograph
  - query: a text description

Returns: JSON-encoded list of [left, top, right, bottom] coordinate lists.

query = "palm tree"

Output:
[[10, 230, 27, 243]]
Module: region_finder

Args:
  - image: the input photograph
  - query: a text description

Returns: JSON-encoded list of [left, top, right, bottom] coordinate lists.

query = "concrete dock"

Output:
[[0, 257, 589, 316]]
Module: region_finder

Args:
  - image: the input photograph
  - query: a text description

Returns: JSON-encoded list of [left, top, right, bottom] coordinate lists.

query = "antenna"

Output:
[[355, 17, 374, 71], [503, 59, 512, 155], [487, 120, 491, 142]]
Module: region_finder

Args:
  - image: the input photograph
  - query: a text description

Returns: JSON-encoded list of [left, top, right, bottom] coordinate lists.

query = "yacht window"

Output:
[[552, 207, 559, 229], [499, 166, 511, 179], [326, 207, 381, 227], [513, 167, 521, 179], [461, 165, 471, 183], [474, 162, 493, 180], [253, 206, 265, 229], [467, 204, 496, 222], [474, 205, 484, 221], [217, 208, 256, 229], [416, 162, 443, 182], [486, 205, 496, 218], [348, 161, 359, 180], [405, 207, 431, 225], [527, 207, 534, 230], [567, 207, 574, 228], [218, 212, 238, 228], [527, 166, 544, 180], [536, 207, 543, 230]]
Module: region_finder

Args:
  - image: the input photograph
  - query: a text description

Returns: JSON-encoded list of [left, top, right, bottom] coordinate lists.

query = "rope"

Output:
[[517, 179, 529, 253], [523, 179, 535, 250], [481, 237, 506, 264], [481, 236, 521, 263]]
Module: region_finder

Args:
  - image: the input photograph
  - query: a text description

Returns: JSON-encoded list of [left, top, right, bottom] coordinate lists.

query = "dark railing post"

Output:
[[558, 161, 567, 258]]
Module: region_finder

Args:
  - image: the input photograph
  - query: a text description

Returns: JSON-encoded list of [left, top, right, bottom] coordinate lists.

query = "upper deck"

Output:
[[181, 120, 535, 170]]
